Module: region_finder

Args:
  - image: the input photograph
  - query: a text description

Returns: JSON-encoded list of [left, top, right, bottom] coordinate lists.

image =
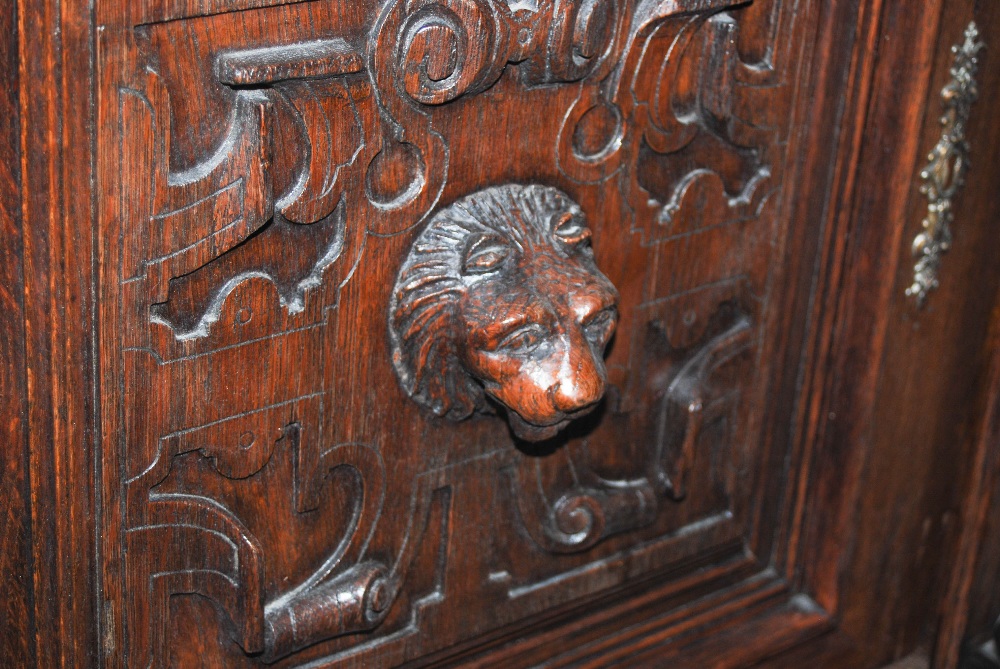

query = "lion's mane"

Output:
[[388, 184, 584, 420]]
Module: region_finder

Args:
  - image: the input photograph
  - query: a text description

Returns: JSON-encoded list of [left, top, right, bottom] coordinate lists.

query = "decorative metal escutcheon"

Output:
[[388, 184, 619, 441], [907, 21, 985, 306]]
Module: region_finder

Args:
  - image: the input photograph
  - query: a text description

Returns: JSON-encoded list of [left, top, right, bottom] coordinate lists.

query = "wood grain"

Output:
[[0, 0, 33, 664], [18, 0, 98, 665], [93, 0, 833, 665], [5, 0, 1000, 666]]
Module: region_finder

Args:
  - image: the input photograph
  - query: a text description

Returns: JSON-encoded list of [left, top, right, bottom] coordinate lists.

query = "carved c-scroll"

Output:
[[373, 0, 623, 106], [388, 0, 512, 105], [369, 0, 628, 204], [508, 454, 658, 553], [615, 7, 784, 239], [388, 184, 620, 442]]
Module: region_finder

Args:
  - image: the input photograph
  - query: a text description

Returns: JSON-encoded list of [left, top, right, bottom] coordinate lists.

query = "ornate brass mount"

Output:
[[388, 184, 619, 441], [907, 22, 984, 306]]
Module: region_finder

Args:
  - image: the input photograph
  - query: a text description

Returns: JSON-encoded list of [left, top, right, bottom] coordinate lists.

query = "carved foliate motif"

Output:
[[389, 184, 619, 441]]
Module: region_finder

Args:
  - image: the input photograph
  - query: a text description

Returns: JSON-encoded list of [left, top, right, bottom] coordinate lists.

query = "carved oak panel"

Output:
[[95, 0, 824, 665]]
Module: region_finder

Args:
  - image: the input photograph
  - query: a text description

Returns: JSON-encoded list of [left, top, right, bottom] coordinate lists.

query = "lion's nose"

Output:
[[549, 368, 605, 414]]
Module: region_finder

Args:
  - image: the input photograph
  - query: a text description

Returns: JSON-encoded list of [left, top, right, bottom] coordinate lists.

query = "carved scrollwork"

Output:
[[508, 456, 658, 553], [621, 10, 775, 239], [392, 0, 512, 105], [117, 43, 366, 352], [126, 405, 417, 665], [388, 184, 619, 441], [121, 0, 765, 352], [101, 0, 799, 661], [216, 40, 370, 226], [517, 0, 624, 84], [373, 0, 623, 108], [261, 442, 391, 661], [264, 561, 390, 661], [366, 0, 628, 214]]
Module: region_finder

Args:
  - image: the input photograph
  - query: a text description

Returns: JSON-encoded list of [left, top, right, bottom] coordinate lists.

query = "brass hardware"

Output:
[[907, 22, 985, 306]]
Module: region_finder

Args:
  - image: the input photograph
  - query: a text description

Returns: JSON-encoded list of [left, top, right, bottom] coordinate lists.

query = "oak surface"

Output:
[[3, 0, 999, 667]]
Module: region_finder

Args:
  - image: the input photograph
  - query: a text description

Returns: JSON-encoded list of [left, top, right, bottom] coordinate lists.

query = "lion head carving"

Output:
[[388, 184, 619, 441]]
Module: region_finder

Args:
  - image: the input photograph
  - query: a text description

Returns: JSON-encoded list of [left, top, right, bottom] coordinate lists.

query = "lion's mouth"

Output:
[[504, 403, 599, 442]]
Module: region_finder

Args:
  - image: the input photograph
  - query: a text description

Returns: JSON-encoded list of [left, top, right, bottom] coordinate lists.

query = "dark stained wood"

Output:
[[845, 0, 1000, 662], [6, 0, 1000, 666], [17, 0, 99, 666], [770, 0, 1000, 666], [0, 0, 34, 665], [938, 300, 1000, 669], [90, 0, 847, 664], [931, 5, 1000, 667], [793, 0, 949, 625]]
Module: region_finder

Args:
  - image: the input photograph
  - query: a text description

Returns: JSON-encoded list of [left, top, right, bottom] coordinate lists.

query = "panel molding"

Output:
[[86, 0, 875, 666]]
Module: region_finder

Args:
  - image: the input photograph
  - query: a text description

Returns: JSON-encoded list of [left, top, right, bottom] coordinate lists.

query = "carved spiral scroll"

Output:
[[378, 0, 623, 108], [396, 0, 511, 105], [548, 486, 657, 552], [509, 468, 657, 554], [543, 0, 621, 82], [263, 561, 390, 662], [551, 491, 604, 547]]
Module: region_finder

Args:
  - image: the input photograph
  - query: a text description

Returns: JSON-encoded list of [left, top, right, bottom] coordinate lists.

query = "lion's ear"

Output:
[[397, 339, 484, 421], [438, 370, 484, 421]]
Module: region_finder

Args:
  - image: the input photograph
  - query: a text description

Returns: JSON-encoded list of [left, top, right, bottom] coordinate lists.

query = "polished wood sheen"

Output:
[[388, 184, 621, 443], [3, 0, 1000, 667]]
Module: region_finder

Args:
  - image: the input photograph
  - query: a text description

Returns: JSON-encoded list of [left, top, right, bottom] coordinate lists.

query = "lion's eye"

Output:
[[553, 211, 592, 247], [463, 235, 511, 275], [496, 324, 547, 353], [583, 307, 617, 347]]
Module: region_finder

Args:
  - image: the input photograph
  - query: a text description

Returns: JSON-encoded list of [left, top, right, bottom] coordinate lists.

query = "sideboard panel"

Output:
[[0, 0, 973, 665], [8, 0, 1000, 665], [94, 0, 831, 666]]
